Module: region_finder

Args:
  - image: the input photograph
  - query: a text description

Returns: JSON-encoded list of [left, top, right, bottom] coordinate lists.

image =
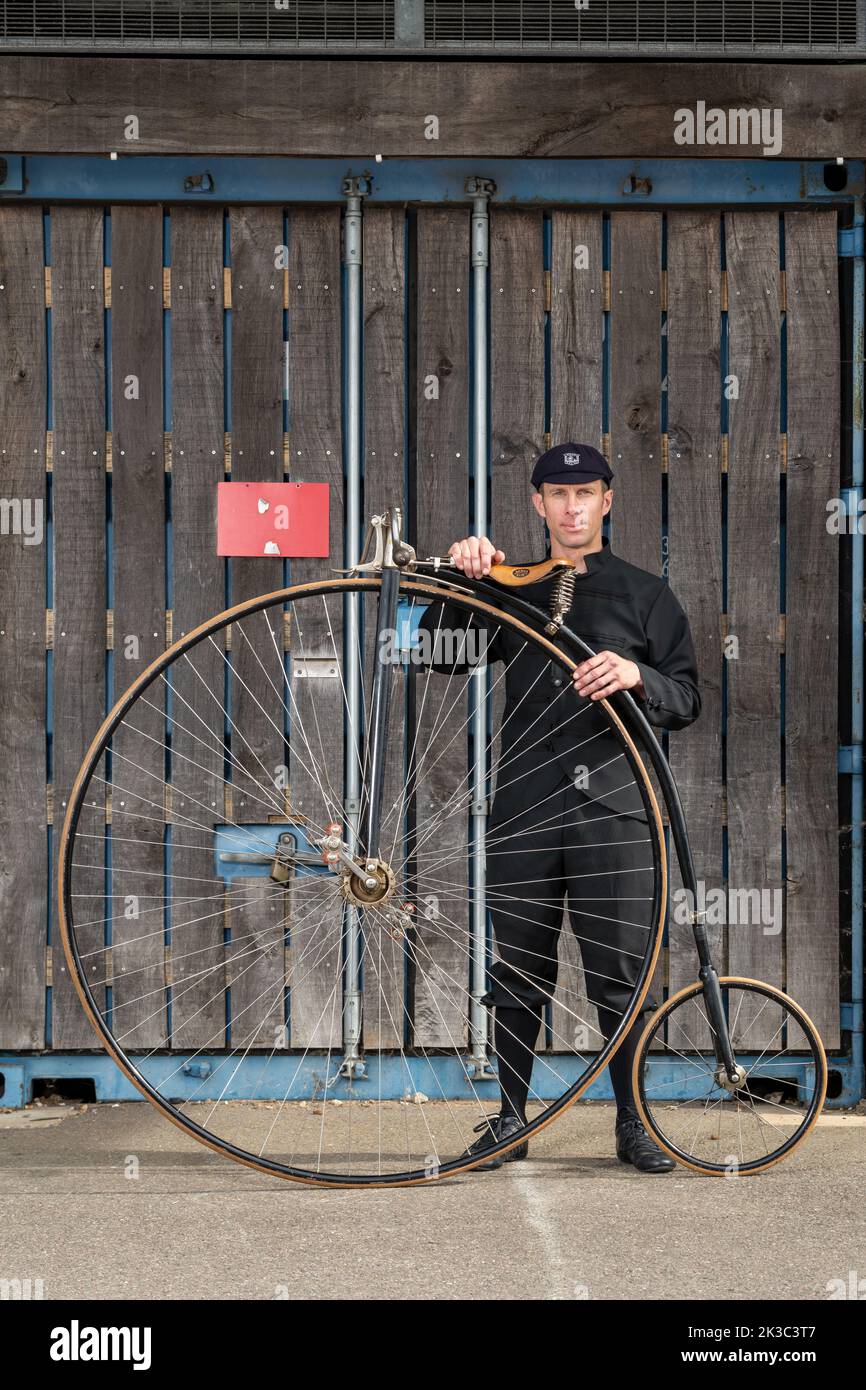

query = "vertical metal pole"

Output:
[[340, 175, 369, 1078], [851, 196, 864, 1102], [466, 176, 497, 1078]]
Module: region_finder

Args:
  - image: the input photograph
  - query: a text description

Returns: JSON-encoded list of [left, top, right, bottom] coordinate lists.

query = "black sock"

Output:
[[598, 1006, 646, 1123], [494, 1002, 544, 1122]]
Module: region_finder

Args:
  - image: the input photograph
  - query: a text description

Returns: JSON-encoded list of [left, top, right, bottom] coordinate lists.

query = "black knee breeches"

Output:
[[480, 773, 660, 1024]]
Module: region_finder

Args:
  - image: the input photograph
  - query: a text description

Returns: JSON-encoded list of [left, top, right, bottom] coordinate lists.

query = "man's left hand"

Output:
[[572, 652, 644, 701]]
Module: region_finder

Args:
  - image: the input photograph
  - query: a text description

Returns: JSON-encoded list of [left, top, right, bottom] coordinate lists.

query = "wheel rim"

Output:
[[59, 576, 668, 1186], [632, 977, 828, 1175]]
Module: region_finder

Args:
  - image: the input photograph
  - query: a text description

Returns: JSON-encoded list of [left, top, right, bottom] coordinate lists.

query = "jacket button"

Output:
[[552, 677, 562, 687]]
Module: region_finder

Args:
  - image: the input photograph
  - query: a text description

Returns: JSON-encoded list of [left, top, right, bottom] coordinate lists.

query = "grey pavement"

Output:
[[1, 1098, 864, 1301]]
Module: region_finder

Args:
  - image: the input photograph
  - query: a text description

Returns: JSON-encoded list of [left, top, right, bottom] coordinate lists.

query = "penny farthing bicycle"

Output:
[[59, 505, 827, 1185]]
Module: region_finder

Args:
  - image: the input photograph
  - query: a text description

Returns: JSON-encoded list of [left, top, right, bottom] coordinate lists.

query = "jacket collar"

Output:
[[544, 533, 613, 575]]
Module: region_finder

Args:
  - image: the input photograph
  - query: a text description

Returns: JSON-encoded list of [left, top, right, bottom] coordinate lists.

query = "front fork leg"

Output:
[[340, 565, 401, 1081], [700, 965, 748, 1089]]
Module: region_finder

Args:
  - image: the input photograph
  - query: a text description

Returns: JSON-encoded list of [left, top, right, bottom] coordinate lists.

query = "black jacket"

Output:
[[415, 536, 701, 821]]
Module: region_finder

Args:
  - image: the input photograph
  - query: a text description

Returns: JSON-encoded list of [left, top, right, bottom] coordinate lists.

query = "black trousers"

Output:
[[481, 771, 660, 1115]]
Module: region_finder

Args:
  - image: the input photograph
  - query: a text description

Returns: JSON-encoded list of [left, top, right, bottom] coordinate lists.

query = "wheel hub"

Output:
[[339, 857, 396, 907], [714, 1061, 748, 1092]]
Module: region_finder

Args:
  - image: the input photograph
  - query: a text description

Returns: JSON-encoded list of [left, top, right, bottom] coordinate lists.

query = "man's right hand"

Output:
[[448, 535, 506, 578]]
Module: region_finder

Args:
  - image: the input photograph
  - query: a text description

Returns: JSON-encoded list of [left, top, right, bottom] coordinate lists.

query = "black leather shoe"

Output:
[[462, 1112, 529, 1169], [615, 1114, 676, 1172]]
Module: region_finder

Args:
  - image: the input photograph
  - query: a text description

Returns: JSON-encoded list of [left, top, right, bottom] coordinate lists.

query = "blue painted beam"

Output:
[[0, 1051, 857, 1108], [2, 156, 863, 205]]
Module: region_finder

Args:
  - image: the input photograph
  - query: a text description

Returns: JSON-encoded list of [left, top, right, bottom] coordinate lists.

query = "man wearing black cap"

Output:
[[415, 442, 701, 1173]]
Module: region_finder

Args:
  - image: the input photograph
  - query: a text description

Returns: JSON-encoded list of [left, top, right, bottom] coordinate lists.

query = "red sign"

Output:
[[216, 482, 329, 557]]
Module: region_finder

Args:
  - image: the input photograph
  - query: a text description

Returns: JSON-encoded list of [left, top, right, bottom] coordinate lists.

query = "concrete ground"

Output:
[[1, 1097, 864, 1301]]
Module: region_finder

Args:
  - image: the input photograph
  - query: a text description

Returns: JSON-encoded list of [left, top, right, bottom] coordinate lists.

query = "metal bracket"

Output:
[[464, 1055, 498, 1081], [466, 177, 496, 269], [838, 745, 864, 774], [465, 176, 497, 199], [337, 1055, 368, 1080], [292, 657, 340, 678], [341, 173, 373, 199], [342, 174, 371, 268], [623, 173, 653, 197], [839, 226, 865, 257], [184, 170, 215, 194], [333, 506, 416, 574]]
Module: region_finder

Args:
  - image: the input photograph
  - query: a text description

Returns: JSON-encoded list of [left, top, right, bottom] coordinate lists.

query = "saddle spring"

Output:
[[544, 565, 579, 635]]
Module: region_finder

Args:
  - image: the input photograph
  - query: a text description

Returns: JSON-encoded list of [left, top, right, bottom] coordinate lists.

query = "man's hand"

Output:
[[572, 651, 645, 702], [449, 535, 505, 578]]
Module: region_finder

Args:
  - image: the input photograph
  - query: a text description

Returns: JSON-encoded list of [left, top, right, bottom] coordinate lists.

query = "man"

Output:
[[415, 442, 701, 1173]]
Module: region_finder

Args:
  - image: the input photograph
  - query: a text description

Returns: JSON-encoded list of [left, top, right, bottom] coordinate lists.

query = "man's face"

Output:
[[531, 479, 612, 551]]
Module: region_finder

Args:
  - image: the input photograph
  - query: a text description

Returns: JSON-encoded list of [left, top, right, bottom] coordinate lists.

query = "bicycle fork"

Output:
[[339, 515, 406, 1080], [692, 916, 748, 1090]]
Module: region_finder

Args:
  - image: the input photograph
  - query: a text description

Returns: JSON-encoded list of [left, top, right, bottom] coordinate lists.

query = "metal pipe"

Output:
[[851, 194, 864, 1103], [466, 177, 497, 1078], [340, 176, 367, 1077]]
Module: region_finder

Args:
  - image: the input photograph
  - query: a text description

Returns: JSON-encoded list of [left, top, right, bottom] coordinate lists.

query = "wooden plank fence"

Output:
[[0, 202, 843, 1065]]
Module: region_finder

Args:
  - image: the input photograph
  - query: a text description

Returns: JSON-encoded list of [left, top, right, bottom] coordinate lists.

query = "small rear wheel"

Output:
[[631, 976, 828, 1175]]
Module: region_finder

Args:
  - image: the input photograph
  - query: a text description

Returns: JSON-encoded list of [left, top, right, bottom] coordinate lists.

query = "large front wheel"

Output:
[[59, 576, 668, 1187]]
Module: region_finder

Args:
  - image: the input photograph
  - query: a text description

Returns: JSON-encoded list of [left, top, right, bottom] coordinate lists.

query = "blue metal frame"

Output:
[[0, 156, 863, 206], [2, 155, 861, 1108]]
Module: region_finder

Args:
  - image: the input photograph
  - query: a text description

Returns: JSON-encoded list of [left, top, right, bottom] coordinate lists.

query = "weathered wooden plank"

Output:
[[550, 211, 603, 449], [0, 207, 48, 1048], [108, 206, 167, 1048], [168, 206, 228, 1050], [609, 211, 663, 570], [549, 209, 603, 1050], [784, 209, 840, 1050], [222, 207, 287, 1048], [608, 210, 667, 1050], [0, 57, 862, 158], [665, 211, 724, 1050], [490, 208, 546, 563], [361, 206, 408, 1049], [725, 212, 784, 1046], [49, 207, 108, 1049], [411, 207, 471, 1049], [285, 208, 345, 1050]]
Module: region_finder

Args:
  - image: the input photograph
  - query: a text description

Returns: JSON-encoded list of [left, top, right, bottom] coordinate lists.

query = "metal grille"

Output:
[[425, 0, 863, 53], [0, 0, 862, 53], [0, 0, 394, 49]]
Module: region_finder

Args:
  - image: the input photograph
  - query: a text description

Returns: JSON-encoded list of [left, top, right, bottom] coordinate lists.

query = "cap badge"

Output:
[[563, 452, 580, 465]]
